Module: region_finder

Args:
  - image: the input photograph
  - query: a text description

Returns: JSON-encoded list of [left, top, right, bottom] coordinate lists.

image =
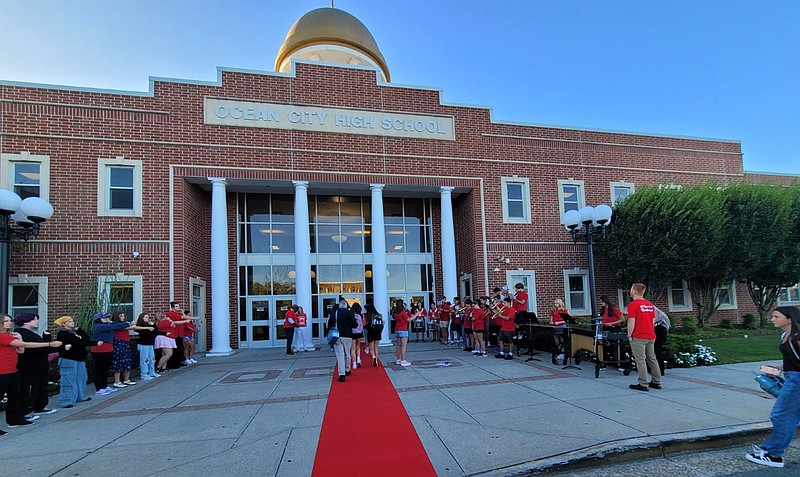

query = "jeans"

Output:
[[58, 358, 88, 406], [334, 337, 352, 376], [761, 371, 800, 457], [138, 344, 156, 377], [629, 337, 661, 387]]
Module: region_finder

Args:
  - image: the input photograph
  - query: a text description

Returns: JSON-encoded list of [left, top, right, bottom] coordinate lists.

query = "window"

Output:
[[97, 157, 143, 216], [1, 152, 50, 201], [668, 279, 692, 312], [558, 179, 585, 220], [617, 288, 632, 312], [563, 269, 589, 315], [500, 177, 531, 224], [98, 274, 143, 320], [610, 181, 634, 205], [778, 283, 800, 305], [8, 276, 49, 333], [715, 281, 737, 310]]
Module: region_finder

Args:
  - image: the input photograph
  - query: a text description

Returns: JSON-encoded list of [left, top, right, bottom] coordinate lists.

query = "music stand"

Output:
[[524, 313, 541, 362], [557, 313, 580, 370]]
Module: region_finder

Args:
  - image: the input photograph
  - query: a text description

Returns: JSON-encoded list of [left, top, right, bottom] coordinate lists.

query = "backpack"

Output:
[[353, 314, 364, 334], [370, 315, 384, 333]]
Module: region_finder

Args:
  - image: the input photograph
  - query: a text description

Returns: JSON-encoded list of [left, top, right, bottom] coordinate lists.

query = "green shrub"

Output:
[[743, 314, 758, 330], [720, 319, 733, 329], [682, 316, 699, 335], [664, 333, 698, 364]]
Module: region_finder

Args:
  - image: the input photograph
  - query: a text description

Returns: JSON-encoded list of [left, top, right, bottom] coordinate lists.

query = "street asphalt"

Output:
[[0, 341, 794, 476]]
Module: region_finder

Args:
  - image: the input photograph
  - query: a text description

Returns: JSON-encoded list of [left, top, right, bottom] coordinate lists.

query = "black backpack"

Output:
[[370, 315, 384, 332]]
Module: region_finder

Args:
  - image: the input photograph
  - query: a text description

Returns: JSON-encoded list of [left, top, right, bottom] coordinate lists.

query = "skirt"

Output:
[[154, 335, 177, 349], [111, 340, 132, 372]]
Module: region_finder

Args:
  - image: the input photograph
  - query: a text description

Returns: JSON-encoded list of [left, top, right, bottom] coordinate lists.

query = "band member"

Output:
[[411, 303, 426, 342], [438, 300, 451, 344], [462, 299, 474, 351], [427, 302, 440, 341], [512, 283, 528, 323], [450, 297, 462, 346], [495, 297, 517, 360], [472, 298, 487, 356]]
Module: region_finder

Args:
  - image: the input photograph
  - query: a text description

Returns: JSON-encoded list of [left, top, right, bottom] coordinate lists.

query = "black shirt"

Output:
[[57, 328, 98, 362]]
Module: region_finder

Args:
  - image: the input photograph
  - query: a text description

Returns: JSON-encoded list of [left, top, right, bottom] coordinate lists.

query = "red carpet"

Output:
[[312, 350, 437, 476]]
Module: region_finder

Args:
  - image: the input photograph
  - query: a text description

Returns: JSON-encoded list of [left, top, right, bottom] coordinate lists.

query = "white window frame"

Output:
[[610, 181, 634, 205], [714, 280, 737, 310], [563, 269, 589, 315], [0, 152, 50, 201], [557, 179, 585, 221], [778, 283, 800, 305], [505, 270, 537, 313], [8, 275, 49, 333], [97, 273, 143, 319], [500, 177, 531, 224], [97, 156, 143, 217], [668, 279, 692, 312]]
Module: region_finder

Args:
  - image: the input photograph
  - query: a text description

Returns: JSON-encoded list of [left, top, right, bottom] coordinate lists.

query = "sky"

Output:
[[1, 0, 798, 175]]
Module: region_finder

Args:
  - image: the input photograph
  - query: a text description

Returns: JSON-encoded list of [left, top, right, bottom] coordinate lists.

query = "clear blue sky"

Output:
[[1, 0, 798, 175]]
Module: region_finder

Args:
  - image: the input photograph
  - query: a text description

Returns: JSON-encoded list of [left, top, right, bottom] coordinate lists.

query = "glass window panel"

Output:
[[507, 201, 524, 218], [613, 187, 630, 204], [110, 189, 134, 210], [12, 285, 38, 307], [270, 194, 294, 222], [568, 275, 585, 310], [387, 264, 405, 292], [562, 184, 580, 212], [239, 326, 247, 341], [270, 224, 295, 253], [239, 224, 248, 253], [14, 186, 39, 200], [385, 226, 404, 254], [362, 198, 371, 224], [311, 265, 318, 294], [406, 265, 423, 291], [247, 225, 273, 253], [13, 163, 40, 198], [248, 266, 271, 295], [318, 265, 341, 294], [237, 194, 246, 222], [109, 167, 133, 187], [317, 224, 340, 253], [272, 266, 296, 295], [239, 298, 246, 321], [316, 196, 339, 223], [363, 225, 372, 253], [340, 225, 364, 253], [405, 226, 422, 253], [717, 287, 731, 306], [339, 198, 362, 223], [365, 265, 373, 293], [403, 198, 424, 225], [253, 325, 270, 341], [506, 183, 523, 200], [247, 194, 271, 222], [384, 198, 404, 224], [342, 265, 364, 293], [239, 267, 247, 296], [309, 224, 317, 253]]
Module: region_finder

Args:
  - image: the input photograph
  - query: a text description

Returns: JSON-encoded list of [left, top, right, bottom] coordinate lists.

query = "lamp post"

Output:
[[0, 189, 54, 314], [561, 204, 613, 321]]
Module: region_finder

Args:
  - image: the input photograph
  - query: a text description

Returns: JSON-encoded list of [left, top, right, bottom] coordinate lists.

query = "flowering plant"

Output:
[[672, 344, 717, 367]]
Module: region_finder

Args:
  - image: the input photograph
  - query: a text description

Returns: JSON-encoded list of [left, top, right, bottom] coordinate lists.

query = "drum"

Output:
[[412, 318, 425, 332]]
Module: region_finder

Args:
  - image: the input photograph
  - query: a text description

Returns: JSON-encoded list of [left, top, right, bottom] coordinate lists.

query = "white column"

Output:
[[440, 186, 458, 302], [370, 184, 391, 345], [207, 177, 234, 356], [293, 181, 313, 349]]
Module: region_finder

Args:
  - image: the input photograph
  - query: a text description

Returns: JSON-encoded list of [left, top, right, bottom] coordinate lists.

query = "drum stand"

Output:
[[524, 324, 541, 362]]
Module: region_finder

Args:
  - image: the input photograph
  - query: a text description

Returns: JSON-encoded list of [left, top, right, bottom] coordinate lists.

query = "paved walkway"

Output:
[[0, 342, 789, 476]]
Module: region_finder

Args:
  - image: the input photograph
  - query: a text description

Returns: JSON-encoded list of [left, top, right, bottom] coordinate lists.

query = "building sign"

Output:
[[204, 98, 455, 141]]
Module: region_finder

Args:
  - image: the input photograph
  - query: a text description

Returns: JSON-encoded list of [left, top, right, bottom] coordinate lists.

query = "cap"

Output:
[[93, 311, 110, 322]]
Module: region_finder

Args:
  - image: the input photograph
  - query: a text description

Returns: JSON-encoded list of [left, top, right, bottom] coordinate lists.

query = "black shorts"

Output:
[[450, 322, 462, 332], [499, 330, 515, 343], [352, 332, 363, 340], [367, 330, 382, 342], [464, 328, 473, 335], [473, 329, 484, 334]]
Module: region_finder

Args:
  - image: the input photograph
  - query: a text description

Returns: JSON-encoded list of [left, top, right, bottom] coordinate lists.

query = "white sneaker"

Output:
[[357, 360, 362, 367], [400, 360, 411, 366], [104, 387, 118, 393], [396, 359, 402, 365], [364, 348, 369, 354], [112, 382, 127, 388]]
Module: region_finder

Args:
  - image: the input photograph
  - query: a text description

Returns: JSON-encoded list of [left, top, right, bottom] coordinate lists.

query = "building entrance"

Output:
[[241, 296, 294, 348]]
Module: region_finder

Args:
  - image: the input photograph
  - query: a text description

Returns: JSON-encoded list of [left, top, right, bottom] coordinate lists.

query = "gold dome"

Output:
[[275, 7, 390, 81]]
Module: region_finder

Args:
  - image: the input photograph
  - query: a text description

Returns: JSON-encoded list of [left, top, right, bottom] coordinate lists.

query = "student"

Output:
[[15, 313, 61, 417], [111, 311, 153, 388], [393, 300, 412, 366], [135, 313, 161, 380], [495, 297, 517, 359], [55, 316, 99, 407], [550, 299, 568, 359], [350, 303, 365, 369], [626, 283, 662, 392], [155, 313, 178, 373], [91, 311, 131, 395], [745, 306, 800, 468]]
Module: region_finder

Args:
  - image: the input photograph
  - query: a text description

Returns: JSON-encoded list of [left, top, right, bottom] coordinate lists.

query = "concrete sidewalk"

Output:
[[0, 342, 785, 476]]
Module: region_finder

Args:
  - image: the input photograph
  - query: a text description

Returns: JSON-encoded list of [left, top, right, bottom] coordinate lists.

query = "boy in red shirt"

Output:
[[495, 297, 517, 360], [627, 283, 662, 391]]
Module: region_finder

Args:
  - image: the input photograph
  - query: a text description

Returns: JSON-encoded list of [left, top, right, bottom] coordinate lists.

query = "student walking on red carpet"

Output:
[[328, 300, 356, 382]]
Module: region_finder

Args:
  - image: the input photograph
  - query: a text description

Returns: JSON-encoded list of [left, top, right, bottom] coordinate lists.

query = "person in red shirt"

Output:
[[512, 283, 528, 323], [284, 305, 298, 356], [495, 297, 517, 359], [438, 300, 451, 344], [599, 294, 625, 365], [393, 299, 412, 366], [462, 299, 474, 351], [472, 299, 487, 356], [627, 283, 662, 391], [166, 302, 200, 366], [549, 299, 568, 358]]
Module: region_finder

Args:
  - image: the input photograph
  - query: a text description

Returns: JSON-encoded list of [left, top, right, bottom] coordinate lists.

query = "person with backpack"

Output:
[[328, 300, 356, 382], [366, 309, 384, 367], [350, 303, 365, 369]]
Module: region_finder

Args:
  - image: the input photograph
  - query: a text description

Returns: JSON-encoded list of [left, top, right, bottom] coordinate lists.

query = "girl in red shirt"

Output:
[[550, 299, 568, 358], [393, 300, 412, 366]]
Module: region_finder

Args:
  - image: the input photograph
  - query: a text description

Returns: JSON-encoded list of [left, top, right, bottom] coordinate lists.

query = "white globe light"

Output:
[[20, 197, 54, 222], [579, 206, 595, 225], [562, 210, 582, 229], [11, 209, 33, 226], [0, 189, 22, 215], [592, 204, 613, 225]]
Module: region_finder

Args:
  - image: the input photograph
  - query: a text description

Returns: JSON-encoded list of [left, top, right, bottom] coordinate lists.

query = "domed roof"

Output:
[[275, 7, 390, 81]]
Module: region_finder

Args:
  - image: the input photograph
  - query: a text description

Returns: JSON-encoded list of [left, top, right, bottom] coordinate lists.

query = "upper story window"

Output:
[[668, 279, 692, 312], [778, 283, 800, 305], [1, 152, 50, 201], [97, 157, 143, 217], [501, 177, 531, 224], [610, 181, 635, 205], [558, 179, 585, 220]]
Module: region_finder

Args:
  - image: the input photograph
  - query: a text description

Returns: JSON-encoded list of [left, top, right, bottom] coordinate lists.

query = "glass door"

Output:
[[273, 297, 295, 347], [245, 297, 271, 348]]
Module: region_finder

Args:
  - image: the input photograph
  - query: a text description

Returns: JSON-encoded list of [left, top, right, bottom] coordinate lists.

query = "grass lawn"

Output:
[[700, 334, 781, 365]]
